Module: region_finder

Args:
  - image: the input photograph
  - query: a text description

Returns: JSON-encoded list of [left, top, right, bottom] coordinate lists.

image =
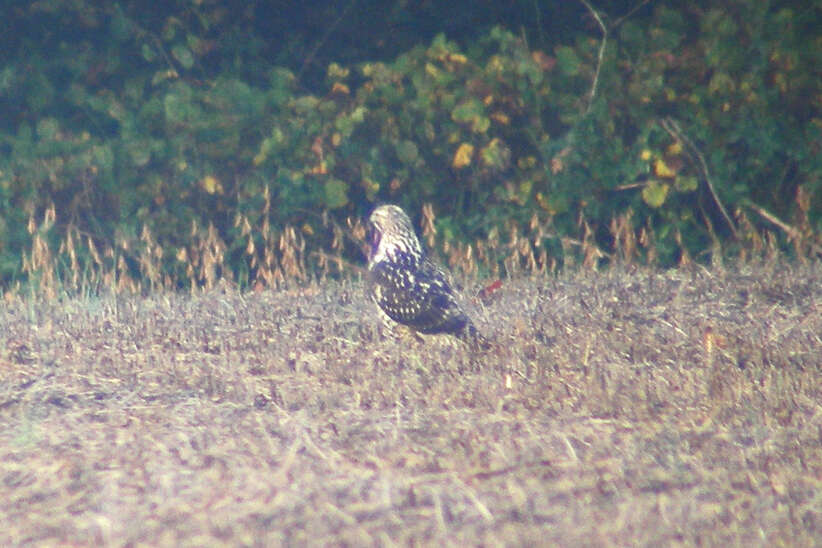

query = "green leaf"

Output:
[[480, 138, 511, 170], [675, 175, 699, 192], [555, 46, 581, 76], [451, 99, 489, 133], [516, 58, 543, 86], [91, 144, 114, 173], [110, 5, 133, 42], [36, 118, 59, 141], [268, 68, 296, 106], [293, 95, 320, 113], [642, 181, 670, 208], [126, 139, 152, 167], [395, 140, 419, 165], [172, 45, 194, 70], [324, 178, 348, 209], [0, 66, 15, 94], [708, 72, 735, 95]]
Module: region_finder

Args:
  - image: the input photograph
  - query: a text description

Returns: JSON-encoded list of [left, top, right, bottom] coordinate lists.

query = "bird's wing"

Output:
[[368, 258, 468, 334]]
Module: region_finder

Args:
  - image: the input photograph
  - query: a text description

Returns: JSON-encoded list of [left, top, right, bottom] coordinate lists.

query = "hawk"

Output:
[[366, 204, 488, 350]]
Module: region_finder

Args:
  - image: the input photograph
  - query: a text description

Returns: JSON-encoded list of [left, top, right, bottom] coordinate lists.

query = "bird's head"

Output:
[[367, 204, 424, 266]]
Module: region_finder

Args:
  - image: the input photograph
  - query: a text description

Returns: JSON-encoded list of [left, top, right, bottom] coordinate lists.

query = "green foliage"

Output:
[[0, 1, 819, 290]]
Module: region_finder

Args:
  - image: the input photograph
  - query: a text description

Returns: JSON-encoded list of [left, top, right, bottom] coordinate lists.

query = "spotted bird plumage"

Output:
[[366, 204, 487, 349]]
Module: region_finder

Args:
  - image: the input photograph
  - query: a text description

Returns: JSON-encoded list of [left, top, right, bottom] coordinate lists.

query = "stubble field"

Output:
[[1, 262, 820, 546]]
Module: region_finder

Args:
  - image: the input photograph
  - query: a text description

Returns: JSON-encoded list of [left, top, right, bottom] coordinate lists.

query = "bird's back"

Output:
[[368, 254, 469, 335]]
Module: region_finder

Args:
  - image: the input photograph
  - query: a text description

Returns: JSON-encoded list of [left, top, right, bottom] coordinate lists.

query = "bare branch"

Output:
[[747, 203, 822, 257], [611, 0, 657, 30], [659, 117, 739, 239], [579, 0, 608, 113], [296, 0, 359, 84]]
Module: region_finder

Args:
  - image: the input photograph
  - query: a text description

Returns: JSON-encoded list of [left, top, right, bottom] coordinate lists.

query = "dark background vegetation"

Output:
[[0, 0, 820, 291]]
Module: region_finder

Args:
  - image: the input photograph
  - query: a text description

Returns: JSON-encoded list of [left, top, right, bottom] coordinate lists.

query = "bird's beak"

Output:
[[367, 224, 381, 259]]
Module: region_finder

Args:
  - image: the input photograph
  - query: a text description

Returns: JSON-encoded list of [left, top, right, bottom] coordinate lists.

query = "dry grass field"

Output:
[[1, 262, 820, 546]]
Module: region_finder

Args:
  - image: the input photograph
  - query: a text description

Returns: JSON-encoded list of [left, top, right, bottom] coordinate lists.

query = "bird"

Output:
[[366, 204, 488, 350]]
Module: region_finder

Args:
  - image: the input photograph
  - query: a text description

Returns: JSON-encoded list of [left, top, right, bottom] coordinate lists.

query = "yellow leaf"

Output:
[[425, 62, 440, 79], [666, 142, 682, 156], [200, 175, 223, 195], [642, 180, 669, 208], [654, 158, 677, 178], [491, 112, 510, 125], [480, 138, 510, 169], [536, 192, 552, 213], [518, 180, 533, 202], [361, 178, 379, 195], [487, 55, 505, 74], [309, 162, 328, 175], [452, 143, 474, 168], [640, 149, 653, 161], [327, 62, 350, 79]]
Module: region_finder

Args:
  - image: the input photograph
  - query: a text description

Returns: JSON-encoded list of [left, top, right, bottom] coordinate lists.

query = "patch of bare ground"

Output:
[[1, 262, 820, 546]]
